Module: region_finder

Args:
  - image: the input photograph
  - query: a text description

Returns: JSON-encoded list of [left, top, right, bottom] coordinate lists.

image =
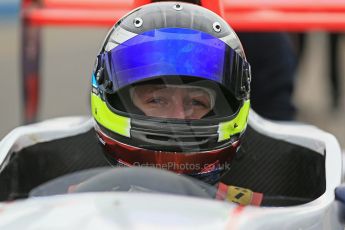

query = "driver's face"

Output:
[[131, 84, 213, 119]]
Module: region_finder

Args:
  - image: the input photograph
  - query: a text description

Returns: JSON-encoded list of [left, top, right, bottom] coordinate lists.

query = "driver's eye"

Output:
[[190, 99, 207, 108], [147, 97, 167, 105]]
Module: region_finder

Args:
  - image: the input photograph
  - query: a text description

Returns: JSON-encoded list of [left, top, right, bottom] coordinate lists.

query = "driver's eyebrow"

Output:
[[134, 85, 212, 97], [132, 85, 165, 96], [188, 88, 208, 93]]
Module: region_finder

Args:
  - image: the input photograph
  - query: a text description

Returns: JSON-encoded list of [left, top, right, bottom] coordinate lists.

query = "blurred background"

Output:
[[0, 0, 344, 150]]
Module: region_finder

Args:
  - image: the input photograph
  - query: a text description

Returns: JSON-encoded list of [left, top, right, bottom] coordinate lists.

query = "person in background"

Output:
[[238, 32, 297, 120]]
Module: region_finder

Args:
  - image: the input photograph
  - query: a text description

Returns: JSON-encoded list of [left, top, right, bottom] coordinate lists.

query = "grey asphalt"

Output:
[[0, 20, 344, 149]]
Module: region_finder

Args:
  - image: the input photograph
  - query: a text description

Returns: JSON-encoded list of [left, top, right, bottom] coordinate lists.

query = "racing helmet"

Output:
[[91, 2, 251, 184]]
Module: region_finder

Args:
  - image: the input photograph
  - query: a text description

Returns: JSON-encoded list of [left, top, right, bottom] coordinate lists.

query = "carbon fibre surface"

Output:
[[0, 125, 325, 205]]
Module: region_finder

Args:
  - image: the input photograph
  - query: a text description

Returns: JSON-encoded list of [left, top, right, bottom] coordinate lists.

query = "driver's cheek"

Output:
[[143, 102, 208, 119], [187, 107, 208, 119], [147, 103, 174, 118], [149, 102, 188, 119], [168, 101, 205, 119], [183, 100, 209, 119]]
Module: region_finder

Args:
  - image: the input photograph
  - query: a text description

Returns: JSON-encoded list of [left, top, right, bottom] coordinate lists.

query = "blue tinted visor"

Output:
[[101, 28, 250, 99]]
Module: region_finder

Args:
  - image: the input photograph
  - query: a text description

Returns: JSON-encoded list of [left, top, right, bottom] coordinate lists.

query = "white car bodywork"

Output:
[[0, 110, 343, 229]]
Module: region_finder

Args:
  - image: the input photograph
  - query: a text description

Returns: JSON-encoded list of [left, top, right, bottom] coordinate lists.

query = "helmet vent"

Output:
[[173, 3, 183, 11], [213, 22, 221, 33], [145, 134, 211, 146], [96, 67, 104, 84], [133, 17, 143, 28], [146, 135, 169, 142]]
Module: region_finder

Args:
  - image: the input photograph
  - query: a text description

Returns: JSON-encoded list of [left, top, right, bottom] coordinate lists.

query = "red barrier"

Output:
[[21, 0, 345, 31], [40, 0, 345, 12], [23, 8, 345, 31]]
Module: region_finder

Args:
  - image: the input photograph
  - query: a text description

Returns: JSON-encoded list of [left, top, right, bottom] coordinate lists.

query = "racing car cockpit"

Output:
[[0, 109, 338, 206], [0, 109, 343, 229]]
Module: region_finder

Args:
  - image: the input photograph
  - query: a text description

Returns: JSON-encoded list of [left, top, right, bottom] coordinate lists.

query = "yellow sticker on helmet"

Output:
[[91, 93, 131, 137], [217, 100, 250, 142]]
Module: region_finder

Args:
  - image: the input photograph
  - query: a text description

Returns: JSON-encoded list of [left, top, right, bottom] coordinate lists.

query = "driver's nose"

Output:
[[170, 100, 188, 119]]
